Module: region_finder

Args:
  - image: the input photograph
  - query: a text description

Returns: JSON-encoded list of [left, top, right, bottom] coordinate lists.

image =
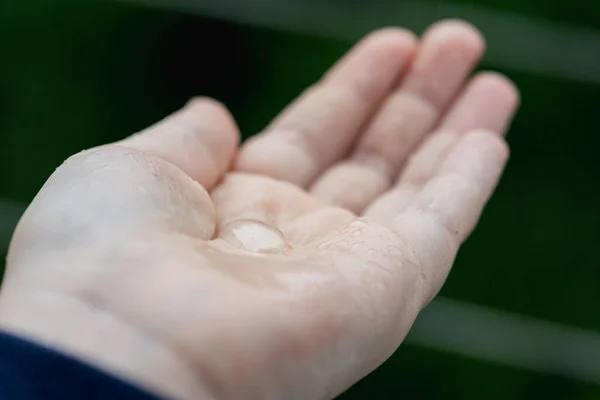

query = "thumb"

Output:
[[7, 98, 238, 269], [118, 97, 240, 189]]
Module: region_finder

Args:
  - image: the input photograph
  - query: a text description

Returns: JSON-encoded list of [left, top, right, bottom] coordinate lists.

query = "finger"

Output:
[[235, 28, 417, 187], [373, 130, 509, 304], [364, 72, 518, 220], [118, 97, 240, 189], [400, 72, 520, 187], [310, 20, 485, 213]]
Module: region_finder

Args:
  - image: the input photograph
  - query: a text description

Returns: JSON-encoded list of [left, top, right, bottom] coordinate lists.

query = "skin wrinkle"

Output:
[[317, 218, 425, 311], [384, 218, 432, 307]]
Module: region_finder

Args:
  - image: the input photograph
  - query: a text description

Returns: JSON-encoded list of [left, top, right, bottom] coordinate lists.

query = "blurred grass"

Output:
[[1, 0, 599, 398]]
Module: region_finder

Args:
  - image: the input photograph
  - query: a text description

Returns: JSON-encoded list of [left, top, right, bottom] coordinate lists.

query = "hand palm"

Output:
[[2, 22, 518, 400]]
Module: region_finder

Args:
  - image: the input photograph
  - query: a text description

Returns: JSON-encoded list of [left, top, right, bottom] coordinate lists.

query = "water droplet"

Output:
[[220, 219, 288, 254]]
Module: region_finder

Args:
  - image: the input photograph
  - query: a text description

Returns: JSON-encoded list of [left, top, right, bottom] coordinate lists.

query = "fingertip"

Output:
[[472, 72, 521, 111], [325, 26, 418, 86], [422, 19, 486, 56], [184, 96, 241, 149], [361, 27, 418, 52]]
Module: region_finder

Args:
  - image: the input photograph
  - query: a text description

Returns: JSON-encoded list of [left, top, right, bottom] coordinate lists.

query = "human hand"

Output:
[[0, 20, 519, 400]]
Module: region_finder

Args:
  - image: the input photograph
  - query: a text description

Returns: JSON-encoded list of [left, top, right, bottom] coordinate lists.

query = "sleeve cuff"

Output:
[[0, 331, 165, 400]]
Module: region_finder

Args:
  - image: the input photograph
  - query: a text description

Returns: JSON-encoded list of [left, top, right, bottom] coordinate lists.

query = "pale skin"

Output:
[[0, 20, 519, 400]]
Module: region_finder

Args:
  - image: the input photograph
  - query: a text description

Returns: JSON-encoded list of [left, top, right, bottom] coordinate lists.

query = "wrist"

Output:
[[0, 284, 211, 400]]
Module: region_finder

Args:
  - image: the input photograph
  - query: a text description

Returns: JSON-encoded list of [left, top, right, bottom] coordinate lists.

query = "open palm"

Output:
[[1, 21, 518, 400]]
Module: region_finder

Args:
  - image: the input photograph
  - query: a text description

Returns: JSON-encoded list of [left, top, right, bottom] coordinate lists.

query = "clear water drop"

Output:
[[220, 219, 288, 254]]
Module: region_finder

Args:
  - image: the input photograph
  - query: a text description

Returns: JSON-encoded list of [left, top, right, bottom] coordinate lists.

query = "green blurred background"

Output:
[[1, 0, 599, 398]]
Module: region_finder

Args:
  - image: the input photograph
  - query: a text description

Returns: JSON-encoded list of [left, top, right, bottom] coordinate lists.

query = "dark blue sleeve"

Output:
[[0, 331, 166, 400]]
